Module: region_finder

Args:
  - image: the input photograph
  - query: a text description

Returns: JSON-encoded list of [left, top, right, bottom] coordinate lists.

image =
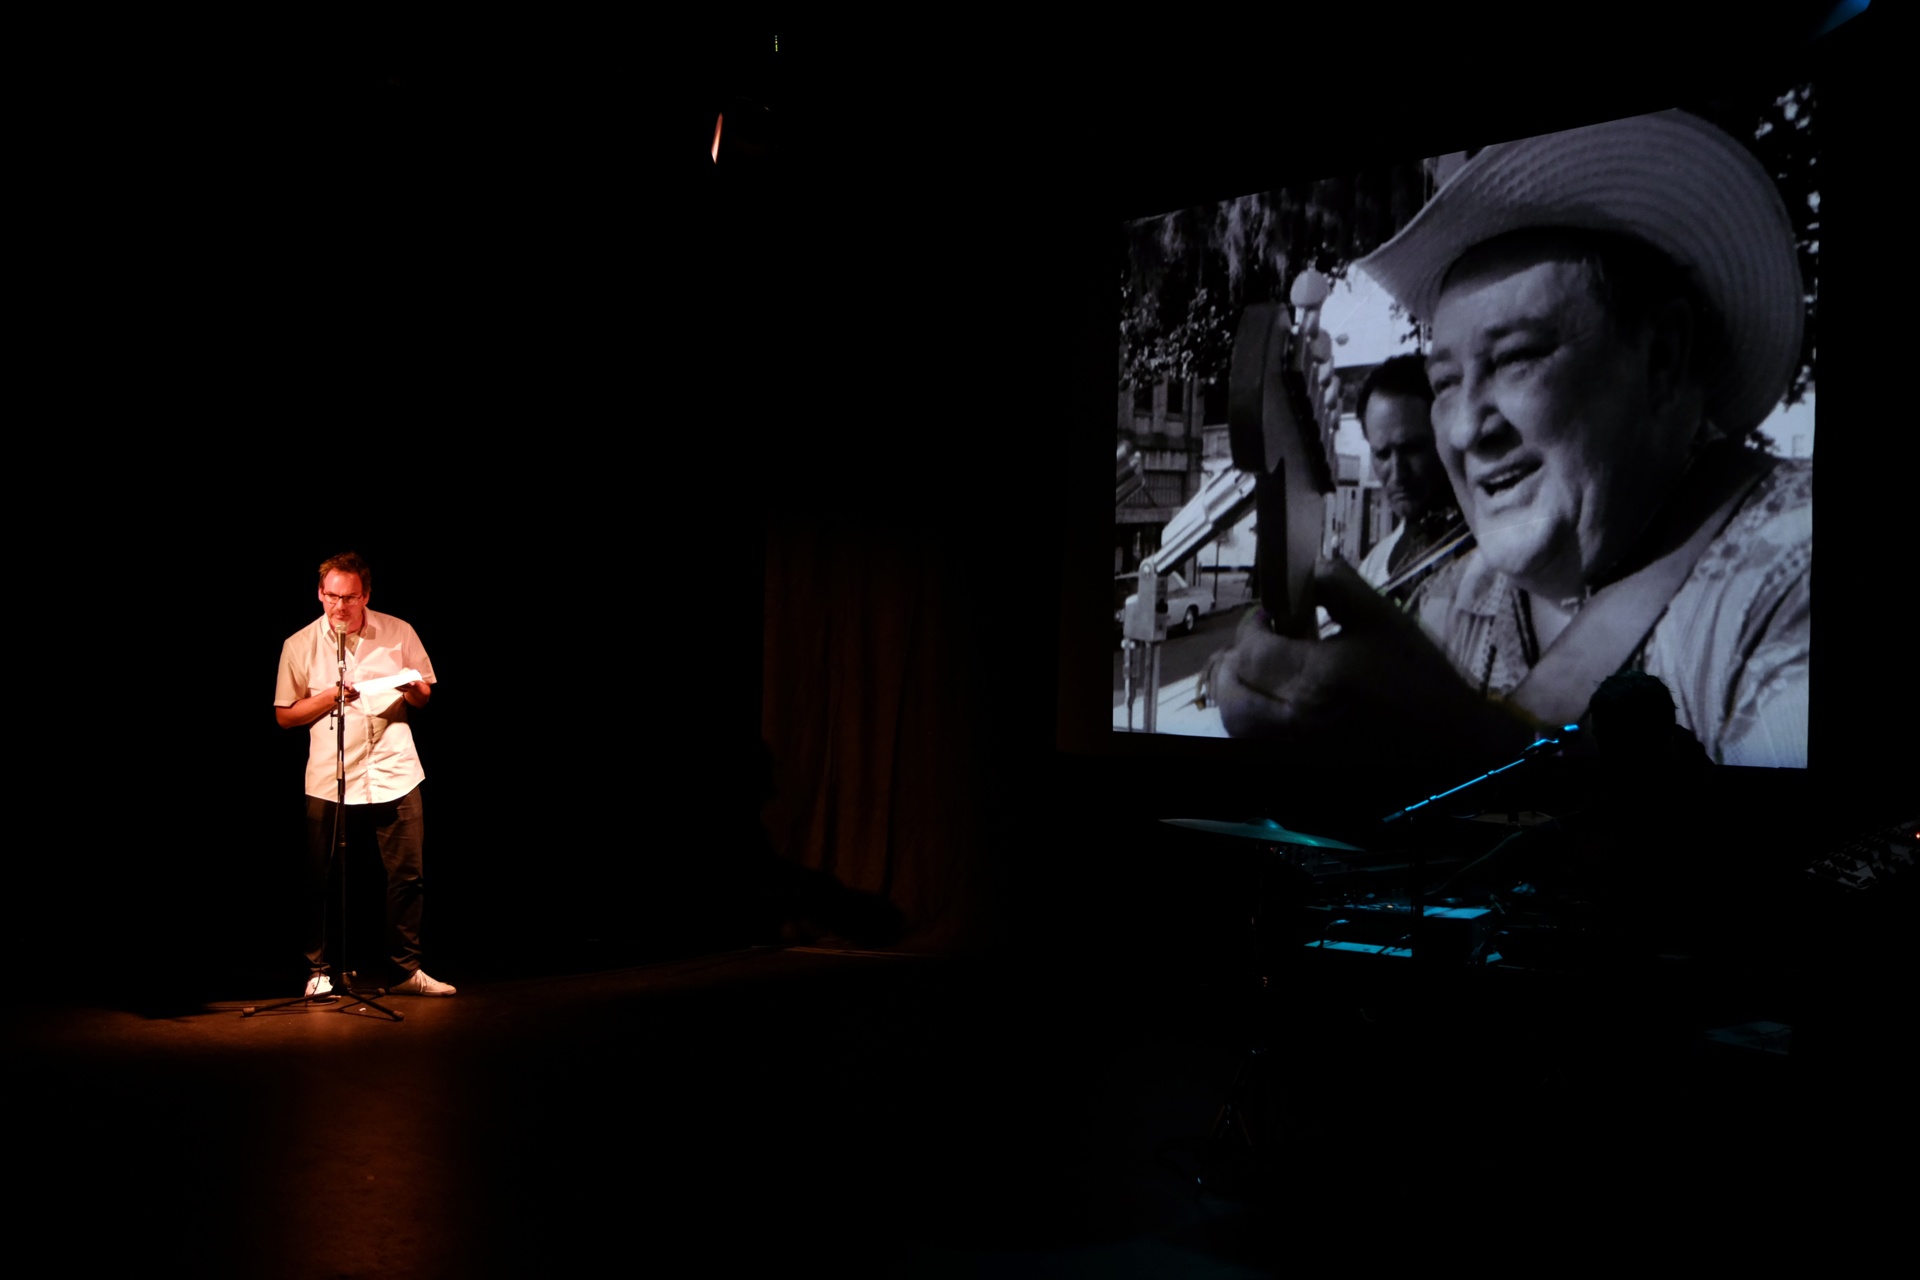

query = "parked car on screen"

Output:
[[1113, 571, 1217, 642]]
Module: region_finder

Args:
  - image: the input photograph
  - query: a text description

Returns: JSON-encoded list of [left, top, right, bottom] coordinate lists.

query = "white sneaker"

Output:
[[391, 970, 456, 997], [304, 973, 335, 999]]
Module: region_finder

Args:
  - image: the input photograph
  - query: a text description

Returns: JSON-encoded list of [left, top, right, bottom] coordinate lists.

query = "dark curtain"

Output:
[[760, 506, 1000, 951]]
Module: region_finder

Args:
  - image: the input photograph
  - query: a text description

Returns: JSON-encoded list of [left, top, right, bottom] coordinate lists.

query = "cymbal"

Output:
[[1160, 818, 1365, 851]]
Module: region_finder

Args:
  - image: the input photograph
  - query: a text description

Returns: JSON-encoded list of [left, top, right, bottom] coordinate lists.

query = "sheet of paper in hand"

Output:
[[352, 668, 425, 696]]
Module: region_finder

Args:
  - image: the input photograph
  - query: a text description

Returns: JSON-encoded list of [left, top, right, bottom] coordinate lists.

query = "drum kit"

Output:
[[1153, 799, 1895, 1198], [1159, 810, 1550, 925], [1151, 809, 1559, 1196]]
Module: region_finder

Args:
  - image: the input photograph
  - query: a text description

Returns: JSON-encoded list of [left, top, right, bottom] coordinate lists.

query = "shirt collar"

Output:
[[318, 612, 375, 643], [1451, 557, 1513, 621]]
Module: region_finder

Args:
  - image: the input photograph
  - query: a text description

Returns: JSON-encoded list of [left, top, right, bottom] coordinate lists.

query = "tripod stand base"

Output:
[[1157, 1134, 1275, 1199], [241, 973, 405, 1021], [1155, 1044, 1280, 1199]]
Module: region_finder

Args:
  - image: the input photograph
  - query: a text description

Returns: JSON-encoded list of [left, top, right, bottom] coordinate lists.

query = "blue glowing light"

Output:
[[1817, 1, 1869, 37], [1308, 941, 1414, 959]]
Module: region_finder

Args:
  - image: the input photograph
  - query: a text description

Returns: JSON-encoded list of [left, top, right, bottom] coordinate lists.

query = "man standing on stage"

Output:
[[274, 551, 455, 998]]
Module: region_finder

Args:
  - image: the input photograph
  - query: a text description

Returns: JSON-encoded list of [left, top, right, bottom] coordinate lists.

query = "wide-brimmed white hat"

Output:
[[1356, 109, 1804, 438]]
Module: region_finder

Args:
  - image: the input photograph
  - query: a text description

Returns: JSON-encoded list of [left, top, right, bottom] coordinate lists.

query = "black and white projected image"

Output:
[[1112, 83, 1816, 769]]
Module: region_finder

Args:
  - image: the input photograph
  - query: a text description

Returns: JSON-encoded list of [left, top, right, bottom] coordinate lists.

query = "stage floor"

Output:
[[18, 946, 1279, 1278], [17, 941, 1885, 1276]]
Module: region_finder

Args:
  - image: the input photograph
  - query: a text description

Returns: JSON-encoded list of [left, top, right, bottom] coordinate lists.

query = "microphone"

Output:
[[333, 620, 348, 711], [1522, 723, 1581, 757]]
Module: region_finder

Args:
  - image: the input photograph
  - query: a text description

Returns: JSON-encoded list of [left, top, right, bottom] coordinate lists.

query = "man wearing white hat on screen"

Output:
[[1212, 109, 1811, 769]]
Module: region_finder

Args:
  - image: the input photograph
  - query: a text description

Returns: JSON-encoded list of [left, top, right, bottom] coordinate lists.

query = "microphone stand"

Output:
[[246, 622, 404, 1021], [1379, 728, 1578, 951]]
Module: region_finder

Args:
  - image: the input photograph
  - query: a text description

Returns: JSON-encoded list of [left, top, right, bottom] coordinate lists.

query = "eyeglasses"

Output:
[[322, 593, 364, 606]]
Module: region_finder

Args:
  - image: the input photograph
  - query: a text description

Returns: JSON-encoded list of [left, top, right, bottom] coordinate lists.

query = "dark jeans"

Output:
[[303, 785, 425, 976]]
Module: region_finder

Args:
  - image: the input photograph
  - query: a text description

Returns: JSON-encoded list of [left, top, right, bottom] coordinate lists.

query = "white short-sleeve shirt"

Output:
[[275, 609, 438, 803]]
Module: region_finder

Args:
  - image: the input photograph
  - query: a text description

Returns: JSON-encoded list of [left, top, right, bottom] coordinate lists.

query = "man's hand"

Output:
[[275, 681, 359, 729], [401, 679, 431, 709], [1213, 557, 1539, 765]]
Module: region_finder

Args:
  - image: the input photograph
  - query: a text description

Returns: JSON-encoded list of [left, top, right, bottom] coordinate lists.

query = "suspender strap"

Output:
[[1508, 448, 1770, 727]]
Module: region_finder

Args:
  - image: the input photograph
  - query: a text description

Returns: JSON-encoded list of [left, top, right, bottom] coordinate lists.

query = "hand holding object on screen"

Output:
[[1213, 556, 1540, 764]]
